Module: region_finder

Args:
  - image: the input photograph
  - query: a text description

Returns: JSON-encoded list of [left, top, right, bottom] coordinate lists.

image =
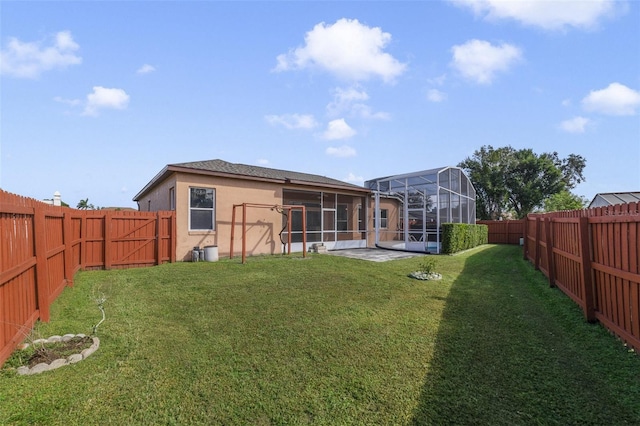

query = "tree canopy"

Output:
[[458, 145, 586, 219]]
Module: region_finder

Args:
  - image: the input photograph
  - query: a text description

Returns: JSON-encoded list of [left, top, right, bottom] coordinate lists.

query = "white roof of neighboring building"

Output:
[[588, 192, 640, 208]]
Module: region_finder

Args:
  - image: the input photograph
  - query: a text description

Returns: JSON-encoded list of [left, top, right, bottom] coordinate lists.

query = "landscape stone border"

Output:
[[15, 334, 100, 376], [409, 271, 443, 281]]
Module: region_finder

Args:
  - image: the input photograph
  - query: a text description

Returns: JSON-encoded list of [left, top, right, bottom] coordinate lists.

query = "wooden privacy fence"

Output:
[[0, 189, 175, 366], [524, 202, 640, 352], [477, 219, 524, 245]]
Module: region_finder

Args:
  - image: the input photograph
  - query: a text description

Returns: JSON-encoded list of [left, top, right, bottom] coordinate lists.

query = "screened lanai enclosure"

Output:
[[365, 167, 476, 254]]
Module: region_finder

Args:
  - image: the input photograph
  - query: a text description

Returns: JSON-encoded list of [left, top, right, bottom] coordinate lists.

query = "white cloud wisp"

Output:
[[265, 114, 318, 130], [322, 118, 357, 140], [83, 86, 130, 116], [326, 145, 357, 158], [560, 116, 590, 134], [0, 30, 82, 78], [450, 0, 623, 31], [450, 39, 522, 85]]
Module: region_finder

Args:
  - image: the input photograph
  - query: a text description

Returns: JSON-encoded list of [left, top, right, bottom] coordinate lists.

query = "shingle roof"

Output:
[[134, 159, 368, 201], [171, 159, 364, 189]]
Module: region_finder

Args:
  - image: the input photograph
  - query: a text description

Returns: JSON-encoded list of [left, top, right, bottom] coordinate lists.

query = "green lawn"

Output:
[[1, 245, 639, 425]]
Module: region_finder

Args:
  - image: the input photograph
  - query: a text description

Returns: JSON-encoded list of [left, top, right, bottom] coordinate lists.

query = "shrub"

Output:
[[418, 257, 438, 275], [441, 223, 488, 254]]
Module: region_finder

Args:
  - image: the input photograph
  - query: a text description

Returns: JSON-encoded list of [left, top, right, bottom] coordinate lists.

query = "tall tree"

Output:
[[457, 145, 514, 220], [459, 145, 587, 219], [505, 149, 564, 218], [544, 190, 588, 212]]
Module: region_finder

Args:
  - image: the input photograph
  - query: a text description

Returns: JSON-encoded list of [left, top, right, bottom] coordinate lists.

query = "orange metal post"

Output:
[[242, 203, 247, 264], [230, 204, 236, 259]]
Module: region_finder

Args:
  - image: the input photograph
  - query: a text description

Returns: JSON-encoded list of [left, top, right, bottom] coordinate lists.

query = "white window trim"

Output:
[[189, 187, 216, 231]]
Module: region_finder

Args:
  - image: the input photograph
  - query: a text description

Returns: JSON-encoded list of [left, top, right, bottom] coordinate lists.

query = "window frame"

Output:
[[189, 187, 216, 231]]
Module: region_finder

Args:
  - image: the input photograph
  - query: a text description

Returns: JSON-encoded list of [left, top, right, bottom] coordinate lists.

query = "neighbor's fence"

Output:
[[0, 189, 176, 366], [477, 220, 524, 245], [524, 202, 640, 353]]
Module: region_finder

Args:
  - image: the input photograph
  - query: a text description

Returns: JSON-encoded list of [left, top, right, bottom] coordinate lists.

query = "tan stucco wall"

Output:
[[137, 172, 373, 260], [177, 175, 285, 260]]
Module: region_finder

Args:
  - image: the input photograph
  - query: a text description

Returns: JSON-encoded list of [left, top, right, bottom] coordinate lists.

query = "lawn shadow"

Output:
[[410, 244, 640, 425]]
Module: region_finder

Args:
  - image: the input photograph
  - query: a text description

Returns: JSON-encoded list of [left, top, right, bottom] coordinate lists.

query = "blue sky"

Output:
[[1, 0, 639, 209]]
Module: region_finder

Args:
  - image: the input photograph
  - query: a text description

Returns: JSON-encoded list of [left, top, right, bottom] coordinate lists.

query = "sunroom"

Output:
[[365, 166, 476, 253]]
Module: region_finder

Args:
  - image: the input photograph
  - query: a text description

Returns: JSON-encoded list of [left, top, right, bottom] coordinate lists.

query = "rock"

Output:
[[16, 366, 30, 376], [62, 334, 76, 342], [49, 358, 68, 369], [28, 363, 51, 375], [67, 354, 83, 364], [47, 335, 62, 343]]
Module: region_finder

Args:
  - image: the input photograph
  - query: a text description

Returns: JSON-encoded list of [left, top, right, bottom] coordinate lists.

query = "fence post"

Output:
[[155, 211, 161, 265], [523, 216, 529, 260], [63, 210, 74, 287], [534, 216, 542, 270], [170, 211, 177, 263], [79, 212, 86, 269], [579, 216, 596, 322], [33, 205, 50, 322], [104, 211, 112, 270], [545, 217, 556, 288]]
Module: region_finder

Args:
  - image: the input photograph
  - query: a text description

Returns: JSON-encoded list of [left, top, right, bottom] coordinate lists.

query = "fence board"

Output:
[[524, 202, 640, 352], [478, 220, 524, 245], [1, 189, 175, 367]]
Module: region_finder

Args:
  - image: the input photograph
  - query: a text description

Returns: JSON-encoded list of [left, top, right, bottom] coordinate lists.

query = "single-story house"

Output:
[[134, 159, 477, 259], [588, 192, 640, 209], [133, 159, 372, 261]]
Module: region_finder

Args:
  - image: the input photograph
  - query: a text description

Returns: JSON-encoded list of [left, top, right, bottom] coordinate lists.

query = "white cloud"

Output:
[[326, 145, 357, 158], [137, 64, 156, 74], [560, 116, 590, 134], [450, 39, 522, 85], [53, 96, 82, 106], [582, 83, 640, 116], [427, 74, 447, 86], [344, 172, 364, 184], [265, 114, 318, 129], [0, 30, 82, 78], [450, 0, 623, 31], [327, 86, 389, 120], [257, 158, 269, 165], [274, 18, 406, 83], [561, 99, 572, 107], [83, 86, 130, 116], [322, 118, 357, 140], [427, 89, 447, 102]]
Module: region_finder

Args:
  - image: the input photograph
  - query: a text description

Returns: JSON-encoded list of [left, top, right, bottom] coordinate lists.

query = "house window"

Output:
[[375, 209, 388, 229], [190, 187, 215, 230], [169, 187, 176, 211]]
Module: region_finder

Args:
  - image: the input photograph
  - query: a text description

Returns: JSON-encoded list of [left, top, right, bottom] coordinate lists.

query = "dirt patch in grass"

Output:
[[26, 336, 94, 367]]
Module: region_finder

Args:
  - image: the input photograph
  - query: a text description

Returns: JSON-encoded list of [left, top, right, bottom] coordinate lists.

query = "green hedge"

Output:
[[441, 223, 488, 254]]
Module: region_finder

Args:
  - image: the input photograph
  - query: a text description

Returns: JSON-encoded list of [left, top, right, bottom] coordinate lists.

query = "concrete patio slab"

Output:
[[326, 248, 426, 262]]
